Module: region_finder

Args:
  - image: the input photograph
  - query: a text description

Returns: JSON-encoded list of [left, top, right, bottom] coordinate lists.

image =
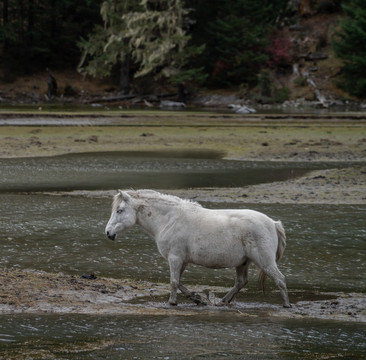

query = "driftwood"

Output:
[[306, 77, 328, 107], [85, 93, 177, 104]]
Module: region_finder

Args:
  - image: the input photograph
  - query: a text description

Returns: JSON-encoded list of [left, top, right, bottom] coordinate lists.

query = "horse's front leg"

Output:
[[168, 255, 206, 306], [168, 255, 184, 305]]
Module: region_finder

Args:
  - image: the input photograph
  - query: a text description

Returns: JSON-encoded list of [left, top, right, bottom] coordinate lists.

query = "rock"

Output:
[[289, 24, 306, 32], [80, 273, 97, 280], [160, 100, 186, 108], [228, 104, 256, 114], [308, 52, 328, 61], [88, 135, 98, 143]]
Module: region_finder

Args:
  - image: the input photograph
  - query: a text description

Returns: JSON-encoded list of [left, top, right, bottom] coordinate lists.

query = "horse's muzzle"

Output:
[[106, 231, 116, 241]]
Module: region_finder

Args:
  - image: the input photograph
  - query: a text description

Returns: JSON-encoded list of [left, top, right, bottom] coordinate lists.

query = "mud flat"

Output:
[[0, 112, 365, 162], [0, 269, 365, 323], [168, 166, 366, 205]]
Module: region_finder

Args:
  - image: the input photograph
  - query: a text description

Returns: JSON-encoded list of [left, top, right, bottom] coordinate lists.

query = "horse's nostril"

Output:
[[106, 231, 116, 240]]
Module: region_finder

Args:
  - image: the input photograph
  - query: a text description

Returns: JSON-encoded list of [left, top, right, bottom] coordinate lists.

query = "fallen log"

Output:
[[85, 93, 177, 104]]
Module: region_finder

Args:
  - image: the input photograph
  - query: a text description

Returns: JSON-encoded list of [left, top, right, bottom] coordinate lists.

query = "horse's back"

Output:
[[207, 208, 275, 230], [177, 207, 279, 268], [181, 206, 278, 245]]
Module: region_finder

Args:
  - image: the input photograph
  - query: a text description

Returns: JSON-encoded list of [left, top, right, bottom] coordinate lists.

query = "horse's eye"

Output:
[[117, 208, 124, 214]]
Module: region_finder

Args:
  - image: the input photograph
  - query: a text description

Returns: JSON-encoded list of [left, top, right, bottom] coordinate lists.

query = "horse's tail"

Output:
[[259, 220, 286, 291], [274, 220, 286, 262]]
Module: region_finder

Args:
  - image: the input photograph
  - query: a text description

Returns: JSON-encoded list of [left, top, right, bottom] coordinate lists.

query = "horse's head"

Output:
[[105, 190, 137, 241]]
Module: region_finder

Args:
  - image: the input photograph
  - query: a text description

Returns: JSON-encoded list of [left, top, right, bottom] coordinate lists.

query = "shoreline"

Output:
[[1, 269, 365, 323]]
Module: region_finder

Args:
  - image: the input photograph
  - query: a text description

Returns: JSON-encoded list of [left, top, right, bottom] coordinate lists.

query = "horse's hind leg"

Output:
[[262, 264, 291, 308], [219, 260, 251, 305]]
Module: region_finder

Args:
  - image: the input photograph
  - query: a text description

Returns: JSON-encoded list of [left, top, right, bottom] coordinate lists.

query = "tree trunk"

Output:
[[2, 0, 9, 50], [3, 0, 8, 24], [177, 83, 186, 102], [119, 55, 130, 94], [28, 0, 34, 32], [19, 0, 25, 43]]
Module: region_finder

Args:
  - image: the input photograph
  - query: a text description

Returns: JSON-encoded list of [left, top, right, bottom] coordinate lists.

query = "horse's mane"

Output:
[[112, 189, 201, 210], [136, 190, 201, 207]]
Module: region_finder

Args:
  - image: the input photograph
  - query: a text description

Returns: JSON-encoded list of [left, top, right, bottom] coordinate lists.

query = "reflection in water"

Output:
[[0, 314, 365, 359]]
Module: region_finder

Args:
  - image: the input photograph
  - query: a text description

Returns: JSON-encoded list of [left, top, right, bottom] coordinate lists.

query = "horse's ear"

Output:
[[118, 190, 131, 202]]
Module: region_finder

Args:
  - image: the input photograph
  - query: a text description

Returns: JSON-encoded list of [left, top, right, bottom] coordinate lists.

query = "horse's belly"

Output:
[[191, 253, 244, 269], [188, 238, 246, 268]]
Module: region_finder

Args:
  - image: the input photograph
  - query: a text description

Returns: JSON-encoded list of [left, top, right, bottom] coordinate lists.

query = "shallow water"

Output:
[[1, 194, 365, 293], [1, 150, 365, 359], [0, 103, 364, 116], [0, 151, 320, 192], [0, 314, 365, 359]]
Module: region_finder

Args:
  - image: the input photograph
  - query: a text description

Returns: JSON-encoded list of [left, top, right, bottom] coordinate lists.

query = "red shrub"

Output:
[[266, 33, 294, 68]]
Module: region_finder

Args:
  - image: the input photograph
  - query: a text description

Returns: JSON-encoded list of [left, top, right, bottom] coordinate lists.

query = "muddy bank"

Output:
[[168, 166, 366, 205], [0, 269, 364, 322]]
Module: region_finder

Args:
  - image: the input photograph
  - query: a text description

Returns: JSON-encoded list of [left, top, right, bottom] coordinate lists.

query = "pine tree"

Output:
[[78, 0, 139, 93], [79, 0, 205, 94], [192, 0, 289, 87], [332, 0, 366, 97], [0, 0, 102, 74]]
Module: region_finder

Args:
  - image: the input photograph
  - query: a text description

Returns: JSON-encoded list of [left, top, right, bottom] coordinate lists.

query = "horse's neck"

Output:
[[136, 200, 178, 238]]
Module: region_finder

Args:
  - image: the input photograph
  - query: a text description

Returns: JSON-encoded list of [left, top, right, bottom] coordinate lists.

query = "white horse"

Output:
[[105, 190, 291, 308]]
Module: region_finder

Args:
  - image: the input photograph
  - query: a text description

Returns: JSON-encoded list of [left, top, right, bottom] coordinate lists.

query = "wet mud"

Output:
[[1, 269, 365, 323]]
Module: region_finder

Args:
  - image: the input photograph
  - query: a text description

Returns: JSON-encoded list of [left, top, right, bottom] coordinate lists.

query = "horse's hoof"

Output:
[[283, 303, 292, 308], [169, 301, 178, 306]]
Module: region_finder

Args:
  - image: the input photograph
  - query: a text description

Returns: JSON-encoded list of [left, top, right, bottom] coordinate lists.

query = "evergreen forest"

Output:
[[1, 0, 365, 99]]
